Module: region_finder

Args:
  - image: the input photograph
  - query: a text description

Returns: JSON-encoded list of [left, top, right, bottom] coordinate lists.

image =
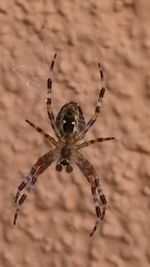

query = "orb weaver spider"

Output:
[[13, 53, 115, 237]]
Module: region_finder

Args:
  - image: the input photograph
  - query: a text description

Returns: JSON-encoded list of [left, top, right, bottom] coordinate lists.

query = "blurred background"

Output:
[[0, 0, 150, 266]]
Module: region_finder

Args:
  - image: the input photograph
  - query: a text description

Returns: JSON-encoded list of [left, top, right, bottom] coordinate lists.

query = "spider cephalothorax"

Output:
[[13, 53, 115, 237], [56, 145, 73, 173]]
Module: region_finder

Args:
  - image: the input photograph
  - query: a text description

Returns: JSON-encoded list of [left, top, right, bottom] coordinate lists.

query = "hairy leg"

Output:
[[25, 119, 57, 146], [46, 53, 60, 139], [79, 63, 105, 140], [77, 137, 115, 149], [75, 152, 107, 237], [13, 148, 57, 225]]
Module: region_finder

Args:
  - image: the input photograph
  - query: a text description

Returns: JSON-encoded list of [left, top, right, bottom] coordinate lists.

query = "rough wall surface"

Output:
[[0, 0, 150, 266]]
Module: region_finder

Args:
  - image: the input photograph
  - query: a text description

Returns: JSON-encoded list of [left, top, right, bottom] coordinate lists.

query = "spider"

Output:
[[13, 53, 115, 237]]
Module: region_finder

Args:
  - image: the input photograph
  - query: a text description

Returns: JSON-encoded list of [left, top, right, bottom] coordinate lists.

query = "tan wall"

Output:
[[0, 0, 150, 266]]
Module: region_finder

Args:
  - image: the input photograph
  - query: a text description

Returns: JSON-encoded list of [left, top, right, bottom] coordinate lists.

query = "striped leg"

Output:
[[75, 153, 107, 237], [90, 178, 107, 237], [25, 119, 57, 146], [47, 53, 60, 139], [13, 148, 57, 225], [95, 178, 107, 220], [13, 167, 37, 226], [77, 137, 115, 149], [79, 63, 105, 140]]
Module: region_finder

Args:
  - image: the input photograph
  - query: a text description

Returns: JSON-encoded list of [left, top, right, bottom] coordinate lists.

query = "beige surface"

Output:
[[0, 0, 150, 266]]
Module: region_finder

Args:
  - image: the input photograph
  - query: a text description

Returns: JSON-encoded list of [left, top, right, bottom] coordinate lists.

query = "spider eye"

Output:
[[60, 159, 68, 166]]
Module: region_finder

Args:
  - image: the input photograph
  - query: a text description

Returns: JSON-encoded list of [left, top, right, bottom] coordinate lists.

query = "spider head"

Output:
[[56, 102, 86, 138], [55, 146, 73, 173]]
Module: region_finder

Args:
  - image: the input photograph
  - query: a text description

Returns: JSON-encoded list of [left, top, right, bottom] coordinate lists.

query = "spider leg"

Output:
[[46, 53, 60, 139], [77, 137, 115, 149], [90, 178, 107, 237], [25, 119, 57, 146], [13, 148, 57, 225], [75, 152, 107, 237], [79, 63, 105, 140]]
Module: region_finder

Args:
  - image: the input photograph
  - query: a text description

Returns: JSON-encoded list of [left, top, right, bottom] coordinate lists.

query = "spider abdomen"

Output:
[[63, 115, 75, 134], [55, 102, 86, 139]]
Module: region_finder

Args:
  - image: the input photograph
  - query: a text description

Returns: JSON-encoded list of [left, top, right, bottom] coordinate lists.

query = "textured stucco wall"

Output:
[[0, 0, 150, 266]]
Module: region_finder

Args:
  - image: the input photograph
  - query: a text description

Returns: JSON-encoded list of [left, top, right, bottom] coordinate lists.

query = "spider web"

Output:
[[12, 63, 47, 102], [11, 40, 55, 103]]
